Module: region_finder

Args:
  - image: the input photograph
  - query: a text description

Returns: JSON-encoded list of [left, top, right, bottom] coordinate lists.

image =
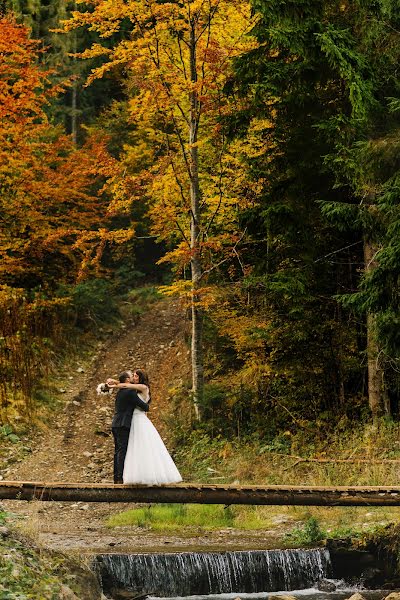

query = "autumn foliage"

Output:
[[0, 17, 116, 415]]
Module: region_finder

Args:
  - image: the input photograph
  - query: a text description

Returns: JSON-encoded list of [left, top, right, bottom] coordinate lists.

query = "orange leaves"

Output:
[[0, 17, 115, 288]]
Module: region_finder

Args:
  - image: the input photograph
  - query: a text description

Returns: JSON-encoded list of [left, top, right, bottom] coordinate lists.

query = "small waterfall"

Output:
[[97, 547, 331, 597]]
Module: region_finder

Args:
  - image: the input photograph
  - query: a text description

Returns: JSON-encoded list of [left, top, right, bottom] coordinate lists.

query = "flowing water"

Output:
[[97, 548, 331, 596], [96, 547, 395, 600]]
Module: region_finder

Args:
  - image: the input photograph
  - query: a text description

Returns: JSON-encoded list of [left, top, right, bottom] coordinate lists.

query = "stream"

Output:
[[95, 547, 399, 599]]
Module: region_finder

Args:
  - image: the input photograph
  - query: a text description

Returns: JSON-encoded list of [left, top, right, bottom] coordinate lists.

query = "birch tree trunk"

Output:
[[364, 239, 389, 420], [189, 19, 204, 420], [71, 6, 78, 145], [71, 81, 77, 145]]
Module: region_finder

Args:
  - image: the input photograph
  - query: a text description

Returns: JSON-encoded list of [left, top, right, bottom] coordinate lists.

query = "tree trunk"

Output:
[[71, 82, 77, 144], [189, 20, 203, 420], [71, 13, 78, 145], [364, 239, 389, 420]]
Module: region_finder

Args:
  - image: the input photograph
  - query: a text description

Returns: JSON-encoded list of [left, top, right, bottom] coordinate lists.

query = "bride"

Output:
[[107, 369, 182, 485]]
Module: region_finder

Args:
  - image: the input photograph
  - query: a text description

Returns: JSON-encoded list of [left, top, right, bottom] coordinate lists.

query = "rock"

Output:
[[76, 367, 85, 373], [269, 596, 296, 600], [317, 579, 337, 592], [110, 589, 148, 600], [58, 584, 80, 599], [0, 526, 10, 537], [383, 594, 400, 600], [82, 451, 93, 458], [360, 567, 384, 587], [345, 594, 366, 600], [59, 388, 67, 393]]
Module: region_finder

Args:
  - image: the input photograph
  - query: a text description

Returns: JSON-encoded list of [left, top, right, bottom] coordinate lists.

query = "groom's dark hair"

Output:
[[119, 371, 131, 383]]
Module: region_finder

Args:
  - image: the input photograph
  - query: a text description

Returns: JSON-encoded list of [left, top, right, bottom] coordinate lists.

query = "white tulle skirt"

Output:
[[123, 409, 182, 485]]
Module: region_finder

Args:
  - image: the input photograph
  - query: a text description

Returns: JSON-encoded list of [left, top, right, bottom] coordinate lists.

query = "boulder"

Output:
[[344, 594, 366, 600], [58, 585, 80, 600], [383, 594, 400, 600], [360, 566, 384, 588], [317, 579, 337, 592]]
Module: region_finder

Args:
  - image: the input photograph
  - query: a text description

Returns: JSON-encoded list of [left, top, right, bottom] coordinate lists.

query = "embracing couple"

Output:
[[106, 369, 182, 485]]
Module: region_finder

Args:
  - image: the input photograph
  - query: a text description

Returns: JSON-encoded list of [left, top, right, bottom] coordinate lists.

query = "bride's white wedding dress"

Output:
[[123, 391, 182, 485]]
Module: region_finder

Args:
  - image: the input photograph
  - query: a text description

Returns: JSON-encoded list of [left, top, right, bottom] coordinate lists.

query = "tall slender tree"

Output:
[[65, 0, 254, 418]]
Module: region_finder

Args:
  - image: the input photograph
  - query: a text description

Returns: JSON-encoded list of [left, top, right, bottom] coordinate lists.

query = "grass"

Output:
[[172, 421, 400, 488], [107, 503, 236, 531], [120, 286, 162, 321], [106, 501, 400, 539]]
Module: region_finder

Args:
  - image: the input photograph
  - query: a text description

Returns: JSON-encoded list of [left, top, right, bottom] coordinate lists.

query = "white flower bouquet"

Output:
[[96, 383, 112, 396]]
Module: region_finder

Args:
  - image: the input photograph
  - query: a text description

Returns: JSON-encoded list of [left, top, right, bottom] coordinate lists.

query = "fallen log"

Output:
[[1, 481, 400, 506]]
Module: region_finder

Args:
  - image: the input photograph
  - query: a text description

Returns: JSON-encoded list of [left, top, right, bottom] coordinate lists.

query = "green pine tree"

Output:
[[232, 0, 400, 421]]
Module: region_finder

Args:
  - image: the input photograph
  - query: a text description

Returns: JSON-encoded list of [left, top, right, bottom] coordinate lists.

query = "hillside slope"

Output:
[[6, 297, 190, 485]]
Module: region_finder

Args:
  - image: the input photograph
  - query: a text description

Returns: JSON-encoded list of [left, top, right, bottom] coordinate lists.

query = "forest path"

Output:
[[5, 296, 190, 486], [2, 297, 291, 554]]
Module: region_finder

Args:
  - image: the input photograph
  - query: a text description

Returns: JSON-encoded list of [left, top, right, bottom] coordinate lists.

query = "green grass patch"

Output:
[[107, 503, 294, 532], [107, 502, 400, 539], [107, 503, 237, 531], [105, 503, 291, 532]]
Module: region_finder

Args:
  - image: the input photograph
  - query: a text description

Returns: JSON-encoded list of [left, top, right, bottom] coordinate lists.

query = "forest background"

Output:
[[1, 0, 400, 458]]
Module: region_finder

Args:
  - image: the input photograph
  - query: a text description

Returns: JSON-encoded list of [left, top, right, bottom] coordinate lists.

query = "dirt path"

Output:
[[5, 297, 189, 485], [2, 297, 293, 554]]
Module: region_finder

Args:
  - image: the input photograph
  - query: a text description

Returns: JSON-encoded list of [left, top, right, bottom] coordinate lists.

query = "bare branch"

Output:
[[199, 228, 247, 280]]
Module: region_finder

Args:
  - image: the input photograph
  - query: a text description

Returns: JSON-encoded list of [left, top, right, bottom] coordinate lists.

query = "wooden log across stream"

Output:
[[2, 481, 400, 506]]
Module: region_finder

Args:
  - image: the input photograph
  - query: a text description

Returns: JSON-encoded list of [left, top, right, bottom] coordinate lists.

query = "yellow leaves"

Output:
[[77, 43, 111, 60], [159, 281, 218, 310], [61, 0, 263, 304], [157, 243, 191, 268], [159, 279, 193, 297], [211, 294, 271, 367]]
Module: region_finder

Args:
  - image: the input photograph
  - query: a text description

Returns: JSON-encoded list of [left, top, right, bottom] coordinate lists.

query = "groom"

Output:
[[111, 370, 150, 484]]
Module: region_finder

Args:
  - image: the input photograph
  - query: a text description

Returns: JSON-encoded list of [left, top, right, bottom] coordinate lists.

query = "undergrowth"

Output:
[[172, 421, 400, 488], [105, 420, 400, 539], [106, 501, 400, 540], [0, 511, 100, 599]]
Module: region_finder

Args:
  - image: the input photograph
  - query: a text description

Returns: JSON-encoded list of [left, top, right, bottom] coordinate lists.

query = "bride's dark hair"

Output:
[[134, 369, 151, 403]]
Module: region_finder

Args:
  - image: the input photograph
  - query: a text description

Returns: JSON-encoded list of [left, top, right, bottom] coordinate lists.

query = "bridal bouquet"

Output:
[[96, 383, 112, 396]]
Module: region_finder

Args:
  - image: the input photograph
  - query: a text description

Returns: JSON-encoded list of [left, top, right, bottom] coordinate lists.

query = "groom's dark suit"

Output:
[[112, 388, 149, 483]]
